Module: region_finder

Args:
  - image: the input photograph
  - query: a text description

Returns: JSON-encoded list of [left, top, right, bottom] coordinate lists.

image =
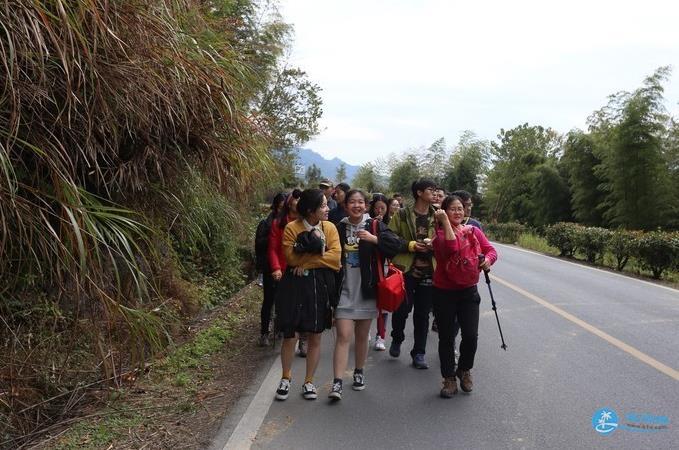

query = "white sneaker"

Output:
[[297, 337, 307, 357], [275, 378, 290, 400], [302, 382, 317, 400], [374, 336, 386, 351]]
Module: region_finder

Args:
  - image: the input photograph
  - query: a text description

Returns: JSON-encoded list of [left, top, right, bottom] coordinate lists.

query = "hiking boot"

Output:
[[328, 380, 342, 400], [389, 340, 402, 358], [352, 372, 365, 391], [456, 368, 473, 392], [297, 337, 307, 358], [302, 382, 317, 400], [374, 337, 386, 351], [412, 353, 428, 369], [440, 376, 458, 398], [258, 334, 270, 347], [275, 378, 291, 401]]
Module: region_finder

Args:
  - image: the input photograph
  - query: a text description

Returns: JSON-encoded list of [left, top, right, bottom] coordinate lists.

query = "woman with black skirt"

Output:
[[274, 189, 341, 401]]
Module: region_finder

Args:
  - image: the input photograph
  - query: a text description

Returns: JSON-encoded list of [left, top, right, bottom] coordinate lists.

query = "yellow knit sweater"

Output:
[[283, 219, 341, 271]]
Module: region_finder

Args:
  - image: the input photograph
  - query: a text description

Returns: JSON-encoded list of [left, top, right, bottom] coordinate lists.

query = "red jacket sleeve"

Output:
[[473, 228, 498, 265], [432, 227, 459, 261], [268, 220, 283, 272]]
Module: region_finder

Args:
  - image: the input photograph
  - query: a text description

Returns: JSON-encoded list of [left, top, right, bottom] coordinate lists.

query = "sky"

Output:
[[278, 0, 679, 166]]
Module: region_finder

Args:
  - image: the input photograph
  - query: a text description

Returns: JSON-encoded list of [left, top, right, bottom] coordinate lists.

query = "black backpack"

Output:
[[254, 216, 273, 272]]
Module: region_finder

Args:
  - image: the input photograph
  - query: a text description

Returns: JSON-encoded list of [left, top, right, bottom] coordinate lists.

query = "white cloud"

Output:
[[279, 0, 679, 164]]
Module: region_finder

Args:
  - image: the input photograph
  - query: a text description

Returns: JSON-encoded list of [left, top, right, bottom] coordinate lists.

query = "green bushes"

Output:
[[544, 222, 579, 257], [636, 231, 679, 279], [607, 229, 641, 271], [508, 222, 679, 280], [485, 222, 527, 243], [575, 227, 612, 263]]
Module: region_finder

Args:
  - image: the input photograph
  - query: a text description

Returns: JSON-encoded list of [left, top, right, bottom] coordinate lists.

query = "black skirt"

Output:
[[274, 267, 337, 338]]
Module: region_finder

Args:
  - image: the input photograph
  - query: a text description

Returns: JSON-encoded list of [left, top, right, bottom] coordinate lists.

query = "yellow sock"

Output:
[[304, 376, 313, 384], [282, 370, 292, 380]]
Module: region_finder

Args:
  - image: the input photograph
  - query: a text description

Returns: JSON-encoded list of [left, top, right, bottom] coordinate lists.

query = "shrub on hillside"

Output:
[[485, 222, 527, 243], [607, 229, 642, 271], [574, 226, 612, 263], [545, 222, 580, 257], [635, 231, 679, 279]]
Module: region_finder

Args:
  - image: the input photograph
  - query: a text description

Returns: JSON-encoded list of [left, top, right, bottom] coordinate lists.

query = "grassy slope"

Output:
[[36, 283, 268, 450]]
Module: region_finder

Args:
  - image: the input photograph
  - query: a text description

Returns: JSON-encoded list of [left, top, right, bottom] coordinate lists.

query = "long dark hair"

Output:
[[296, 188, 326, 219], [277, 188, 302, 228], [270, 192, 286, 213], [369, 193, 390, 224]]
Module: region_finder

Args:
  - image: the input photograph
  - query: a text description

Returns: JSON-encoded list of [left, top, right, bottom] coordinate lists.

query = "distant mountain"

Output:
[[296, 148, 360, 183]]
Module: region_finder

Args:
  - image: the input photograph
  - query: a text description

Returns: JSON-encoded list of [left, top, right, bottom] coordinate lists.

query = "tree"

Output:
[[419, 137, 448, 183], [335, 163, 347, 184], [594, 67, 674, 230], [561, 130, 606, 226], [528, 163, 572, 226], [257, 67, 324, 188], [483, 123, 561, 223], [443, 131, 489, 196], [389, 154, 420, 195], [352, 162, 384, 193], [305, 163, 322, 187], [257, 67, 323, 151]]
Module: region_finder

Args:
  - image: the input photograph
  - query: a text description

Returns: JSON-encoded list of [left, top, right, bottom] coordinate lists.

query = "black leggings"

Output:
[[261, 272, 277, 335], [432, 286, 480, 378]]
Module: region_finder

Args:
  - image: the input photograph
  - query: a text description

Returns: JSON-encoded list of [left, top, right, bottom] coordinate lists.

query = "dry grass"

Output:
[[0, 0, 290, 445]]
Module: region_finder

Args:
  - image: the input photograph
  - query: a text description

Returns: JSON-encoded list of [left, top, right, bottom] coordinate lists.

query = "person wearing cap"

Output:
[[319, 180, 338, 210]]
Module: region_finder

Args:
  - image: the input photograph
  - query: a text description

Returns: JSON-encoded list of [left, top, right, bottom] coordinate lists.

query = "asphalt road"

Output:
[[215, 243, 679, 450]]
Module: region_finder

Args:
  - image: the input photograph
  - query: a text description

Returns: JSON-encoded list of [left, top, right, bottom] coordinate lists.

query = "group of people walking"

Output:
[[254, 178, 497, 400]]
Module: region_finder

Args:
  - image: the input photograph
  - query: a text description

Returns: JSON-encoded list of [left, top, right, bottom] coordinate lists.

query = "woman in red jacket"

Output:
[[431, 195, 497, 398], [265, 189, 301, 344]]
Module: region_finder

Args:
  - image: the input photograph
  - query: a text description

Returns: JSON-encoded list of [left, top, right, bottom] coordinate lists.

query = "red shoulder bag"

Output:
[[371, 220, 406, 312]]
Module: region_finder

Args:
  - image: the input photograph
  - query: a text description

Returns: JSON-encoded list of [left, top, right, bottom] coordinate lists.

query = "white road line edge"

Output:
[[223, 355, 281, 450], [493, 241, 679, 294]]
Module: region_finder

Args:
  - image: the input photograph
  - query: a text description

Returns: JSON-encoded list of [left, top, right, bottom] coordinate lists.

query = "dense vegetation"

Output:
[[0, 0, 321, 446]]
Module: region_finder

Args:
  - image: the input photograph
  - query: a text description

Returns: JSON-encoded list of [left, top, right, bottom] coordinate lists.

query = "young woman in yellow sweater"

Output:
[[274, 189, 341, 401]]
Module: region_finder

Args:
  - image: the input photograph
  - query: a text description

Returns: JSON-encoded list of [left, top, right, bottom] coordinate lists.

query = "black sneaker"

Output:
[[389, 340, 401, 358], [328, 380, 342, 400], [352, 372, 365, 391], [302, 382, 317, 400], [275, 378, 290, 401], [412, 353, 429, 369]]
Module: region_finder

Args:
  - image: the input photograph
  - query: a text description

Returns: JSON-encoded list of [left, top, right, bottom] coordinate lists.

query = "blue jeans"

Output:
[[390, 273, 432, 357]]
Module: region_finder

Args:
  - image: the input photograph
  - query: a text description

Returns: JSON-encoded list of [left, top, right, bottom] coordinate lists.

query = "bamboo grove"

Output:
[[0, 0, 322, 444]]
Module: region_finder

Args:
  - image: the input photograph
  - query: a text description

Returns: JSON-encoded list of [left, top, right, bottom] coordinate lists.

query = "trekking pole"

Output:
[[479, 254, 508, 351]]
